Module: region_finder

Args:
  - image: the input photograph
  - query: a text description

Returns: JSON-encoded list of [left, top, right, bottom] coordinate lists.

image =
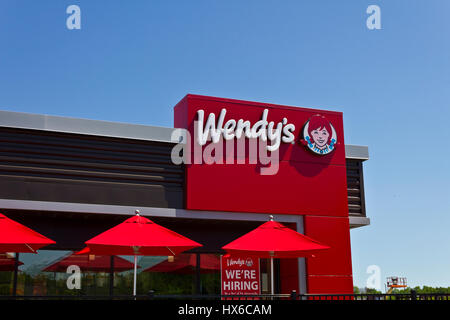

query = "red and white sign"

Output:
[[221, 255, 260, 295], [174, 94, 354, 294], [174, 94, 348, 216]]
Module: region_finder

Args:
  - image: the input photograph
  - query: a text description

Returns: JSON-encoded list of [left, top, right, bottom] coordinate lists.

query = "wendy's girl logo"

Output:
[[301, 114, 337, 155]]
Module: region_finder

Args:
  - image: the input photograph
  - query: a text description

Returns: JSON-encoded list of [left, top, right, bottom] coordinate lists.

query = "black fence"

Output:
[[1, 290, 450, 300]]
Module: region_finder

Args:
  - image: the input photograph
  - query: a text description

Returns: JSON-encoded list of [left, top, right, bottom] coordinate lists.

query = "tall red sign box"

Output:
[[174, 94, 354, 294], [174, 94, 347, 216]]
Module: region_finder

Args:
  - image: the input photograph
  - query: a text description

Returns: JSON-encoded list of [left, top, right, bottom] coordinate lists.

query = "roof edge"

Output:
[[345, 144, 369, 161], [0, 109, 178, 144]]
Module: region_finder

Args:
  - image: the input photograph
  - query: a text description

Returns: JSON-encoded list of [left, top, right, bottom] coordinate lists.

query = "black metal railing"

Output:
[[1, 290, 450, 300]]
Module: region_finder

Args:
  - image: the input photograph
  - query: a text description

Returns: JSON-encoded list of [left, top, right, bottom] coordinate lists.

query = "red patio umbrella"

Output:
[[222, 216, 330, 295], [84, 211, 202, 295], [144, 254, 219, 274], [43, 253, 137, 273], [0, 213, 56, 253]]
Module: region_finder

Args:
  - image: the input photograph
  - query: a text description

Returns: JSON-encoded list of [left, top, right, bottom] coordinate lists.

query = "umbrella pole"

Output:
[[270, 257, 274, 297], [133, 255, 137, 297]]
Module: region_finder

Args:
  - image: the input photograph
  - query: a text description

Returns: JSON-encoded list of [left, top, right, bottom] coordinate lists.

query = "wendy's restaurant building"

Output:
[[0, 94, 369, 297]]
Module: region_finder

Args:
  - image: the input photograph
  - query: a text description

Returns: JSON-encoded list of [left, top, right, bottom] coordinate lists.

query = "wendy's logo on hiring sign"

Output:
[[301, 114, 337, 155]]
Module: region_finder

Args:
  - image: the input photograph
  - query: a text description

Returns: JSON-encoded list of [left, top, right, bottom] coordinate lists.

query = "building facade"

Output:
[[0, 94, 369, 296]]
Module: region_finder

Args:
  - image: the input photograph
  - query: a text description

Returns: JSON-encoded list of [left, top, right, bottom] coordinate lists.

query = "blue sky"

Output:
[[1, 1, 449, 289]]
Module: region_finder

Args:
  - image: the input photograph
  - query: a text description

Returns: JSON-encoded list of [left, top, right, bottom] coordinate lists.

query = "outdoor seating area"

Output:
[[0, 211, 329, 298]]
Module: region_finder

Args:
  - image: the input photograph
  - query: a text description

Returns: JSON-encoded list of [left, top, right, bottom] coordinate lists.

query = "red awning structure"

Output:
[[222, 216, 330, 295], [85, 212, 202, 295], [0, 254, 23, 272], [0, 213, 56, 253], [144, 254, 219, 274], [43, 253, 137, 273]]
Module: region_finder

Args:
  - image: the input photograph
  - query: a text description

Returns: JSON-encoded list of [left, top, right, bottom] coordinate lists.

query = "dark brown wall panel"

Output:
[[0, 127, 184, 208], [346, 159, 366, 217], [0, 127, 366, 216]]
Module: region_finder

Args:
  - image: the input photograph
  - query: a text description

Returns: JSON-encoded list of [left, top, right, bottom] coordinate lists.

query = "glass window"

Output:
[[18, 250, 72, 296], [118, 254, 221, 295], [0, 253, 16, 296], [3, 251, 224, 297]]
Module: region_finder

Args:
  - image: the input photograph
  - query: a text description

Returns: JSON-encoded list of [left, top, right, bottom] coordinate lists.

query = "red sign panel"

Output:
[[174, 94, 348, 217], [221, 255, 260, 295], [174, 94, 354, 294]]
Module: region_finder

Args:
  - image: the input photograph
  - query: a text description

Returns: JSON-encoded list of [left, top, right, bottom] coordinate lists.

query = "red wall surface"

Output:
[[304, 216, 354, 293], [174, 94, 353, 294]]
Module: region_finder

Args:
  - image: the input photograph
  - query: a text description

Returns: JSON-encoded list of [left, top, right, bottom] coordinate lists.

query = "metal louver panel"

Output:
[[346, 159, 366, 217], [0, 127, 184, 208]]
